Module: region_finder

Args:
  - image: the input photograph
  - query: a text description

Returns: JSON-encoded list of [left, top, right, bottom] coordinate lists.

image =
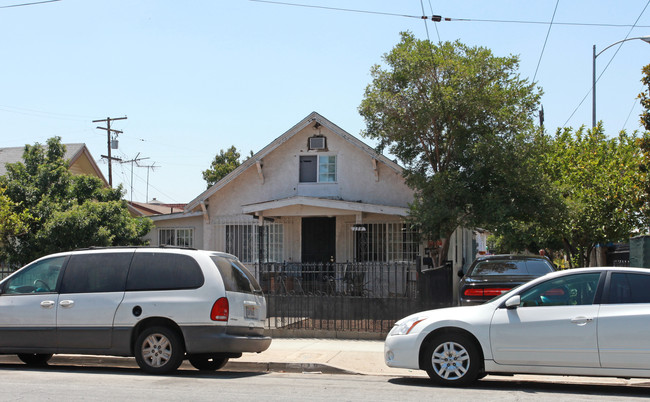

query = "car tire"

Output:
[[17, 353, 53, 366], [134, 326, 184, 374], [423, 332, 481, 386], [188, 355, 229, 371]]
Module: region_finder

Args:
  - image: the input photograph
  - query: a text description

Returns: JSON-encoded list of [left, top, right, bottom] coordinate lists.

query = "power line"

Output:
[[532, 0, 559, 83], [0, 0, 60, 9], [563, 0, 650, 128], [419, 0, 431, 43], [249, 0, 650, 28], [426, 0, 441, 44]]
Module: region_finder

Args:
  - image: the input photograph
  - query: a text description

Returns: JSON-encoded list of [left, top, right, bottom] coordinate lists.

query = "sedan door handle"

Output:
[[570, 316, 593, 326], [59, 300, 75, 308], [40, 300, 56, 309]]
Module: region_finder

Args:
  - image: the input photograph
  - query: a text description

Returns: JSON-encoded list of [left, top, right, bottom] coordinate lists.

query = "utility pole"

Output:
[[93, 116, 127, 187], [121, 152, 150, 202], [140, 162, 159, 202]]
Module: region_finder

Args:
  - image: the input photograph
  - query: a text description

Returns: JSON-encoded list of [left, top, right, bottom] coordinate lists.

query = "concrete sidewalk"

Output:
[[232, 338, 424, 377]]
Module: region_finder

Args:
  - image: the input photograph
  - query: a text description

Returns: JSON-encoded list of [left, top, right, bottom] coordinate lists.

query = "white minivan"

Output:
[[0, 247, 271, 374]]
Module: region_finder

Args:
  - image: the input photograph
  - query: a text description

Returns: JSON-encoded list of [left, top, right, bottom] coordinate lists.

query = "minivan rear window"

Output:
[[127, 252, 204, 291], [211, 256, 262, 294]]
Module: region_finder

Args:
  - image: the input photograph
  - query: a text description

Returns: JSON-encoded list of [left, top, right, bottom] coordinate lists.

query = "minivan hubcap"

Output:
[[142, 334, 172, 367], [431, 341, 470, 380]]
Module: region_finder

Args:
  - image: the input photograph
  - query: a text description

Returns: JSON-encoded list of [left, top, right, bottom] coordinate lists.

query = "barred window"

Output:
[[352, 223, 418, 262], [225, 223, 283, 263], [159, 228, 194, 248]]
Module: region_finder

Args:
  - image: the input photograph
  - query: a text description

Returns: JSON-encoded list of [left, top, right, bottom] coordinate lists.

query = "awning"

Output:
[[241, 196, 409, 218]]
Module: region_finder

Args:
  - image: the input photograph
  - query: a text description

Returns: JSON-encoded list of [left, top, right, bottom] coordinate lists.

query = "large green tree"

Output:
[[0, 137, 153, 265], [359, 32, 549, 265], [543, 126, 645, 267], [640, 63, 650, 131], [202, 146, 248, 188]]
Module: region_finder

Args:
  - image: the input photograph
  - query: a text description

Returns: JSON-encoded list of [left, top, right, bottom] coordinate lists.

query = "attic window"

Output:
[[299, 155, 336, 183], [308, 136, 327, 150]]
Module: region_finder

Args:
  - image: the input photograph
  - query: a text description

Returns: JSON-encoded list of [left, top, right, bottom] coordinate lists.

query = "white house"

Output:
[[145, 112, 474, 299]]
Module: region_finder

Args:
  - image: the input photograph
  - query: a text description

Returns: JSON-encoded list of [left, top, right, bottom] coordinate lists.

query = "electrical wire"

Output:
[[621, 98, 639, 132], [562, 0, 650, 128], [249, 0, 650, 28], [0, 0, 60, 9], [427, 0, 441, 44], [532, 0, 559, 83], [419, 0, 431, 43]]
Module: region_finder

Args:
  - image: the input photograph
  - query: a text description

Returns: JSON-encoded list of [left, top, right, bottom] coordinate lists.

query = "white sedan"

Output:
[[385, 267, 650, 386]]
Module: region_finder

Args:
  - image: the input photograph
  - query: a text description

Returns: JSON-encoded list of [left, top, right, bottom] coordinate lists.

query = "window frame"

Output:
[[224, 223, 284, 264], [299, 154, 337, 184], [1, 256, 67, 295], [351, 222, 419, 263], [604, 271, 650, 304], [518, 272, 602, 307], [158, 227, 194, 248]]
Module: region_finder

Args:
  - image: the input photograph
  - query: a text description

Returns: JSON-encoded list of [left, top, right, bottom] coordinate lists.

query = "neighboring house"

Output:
[[128, 199, 187, 217], [145, 112, 475, 296], [0, 143, 108, 186]]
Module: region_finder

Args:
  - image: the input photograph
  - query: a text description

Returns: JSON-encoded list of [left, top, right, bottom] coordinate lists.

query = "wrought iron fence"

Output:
[[254, 261, 450, 335], [0, 269, 15, 280]]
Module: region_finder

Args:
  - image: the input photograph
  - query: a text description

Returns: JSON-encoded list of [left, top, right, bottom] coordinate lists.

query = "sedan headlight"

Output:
[[390, 316, 427, 336]]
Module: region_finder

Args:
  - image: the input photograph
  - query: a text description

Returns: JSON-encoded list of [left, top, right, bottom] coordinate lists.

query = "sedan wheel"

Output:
[[134, 326, 184, 374], [424, 333, 481, 386]]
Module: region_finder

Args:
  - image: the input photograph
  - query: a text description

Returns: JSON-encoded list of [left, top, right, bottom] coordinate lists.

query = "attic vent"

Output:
[[308, 136, 326, 150]]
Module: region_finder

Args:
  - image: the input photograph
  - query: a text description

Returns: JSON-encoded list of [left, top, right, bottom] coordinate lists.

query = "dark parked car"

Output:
[[458, 254, 555, 305]]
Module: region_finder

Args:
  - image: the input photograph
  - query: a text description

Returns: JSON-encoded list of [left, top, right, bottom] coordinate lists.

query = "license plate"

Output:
[[245, 304, 258, 319]]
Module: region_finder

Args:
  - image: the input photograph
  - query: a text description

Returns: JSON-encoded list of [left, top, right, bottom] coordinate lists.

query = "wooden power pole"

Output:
[[93, 116, 127, 187]]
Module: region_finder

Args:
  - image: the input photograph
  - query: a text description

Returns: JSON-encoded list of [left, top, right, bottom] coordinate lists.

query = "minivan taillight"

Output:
[[211, 297, 229, 321]]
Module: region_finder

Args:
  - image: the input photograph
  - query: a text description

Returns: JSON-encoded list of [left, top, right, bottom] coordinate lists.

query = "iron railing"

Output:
[[254, 261, 451, 335], [0, 270, 15, 280]]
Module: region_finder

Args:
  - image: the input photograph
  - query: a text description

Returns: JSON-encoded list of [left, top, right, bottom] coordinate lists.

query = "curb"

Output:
[[0, 355, 359, 376]]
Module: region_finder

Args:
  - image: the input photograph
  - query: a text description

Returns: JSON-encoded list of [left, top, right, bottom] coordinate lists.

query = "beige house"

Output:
[[146, 112, 474, 297], [0, 143, 107, 185]]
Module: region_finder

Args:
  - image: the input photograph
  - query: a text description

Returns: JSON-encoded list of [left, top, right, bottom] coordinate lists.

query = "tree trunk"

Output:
[[562, 237, 576, 269], [435, 228, 456, 267]]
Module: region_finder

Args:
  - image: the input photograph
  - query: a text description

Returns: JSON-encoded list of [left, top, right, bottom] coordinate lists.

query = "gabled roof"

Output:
[[0, 143, 107, 185], [186, 111, 403, 212]]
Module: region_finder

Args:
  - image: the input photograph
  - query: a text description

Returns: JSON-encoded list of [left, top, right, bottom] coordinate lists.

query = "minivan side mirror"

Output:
[[505, 295, 521, 309], [457, 270, 464, 278]]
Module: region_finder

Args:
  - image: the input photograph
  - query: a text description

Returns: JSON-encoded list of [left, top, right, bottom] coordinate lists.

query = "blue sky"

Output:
[[1, 0, 649, 203]]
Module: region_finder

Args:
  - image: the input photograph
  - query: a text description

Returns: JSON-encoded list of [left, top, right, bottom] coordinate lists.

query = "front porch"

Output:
[[251, 260, 454, 337]]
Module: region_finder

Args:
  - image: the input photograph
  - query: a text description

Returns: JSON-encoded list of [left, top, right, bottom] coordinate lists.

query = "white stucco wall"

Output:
[[205, 124, 414, 220], [145, 214, 204, 249]]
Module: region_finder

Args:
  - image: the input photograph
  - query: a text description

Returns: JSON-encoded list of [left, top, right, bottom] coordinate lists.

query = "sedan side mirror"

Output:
[[505, 295, 521, 309], [457, 270, 464, 278]]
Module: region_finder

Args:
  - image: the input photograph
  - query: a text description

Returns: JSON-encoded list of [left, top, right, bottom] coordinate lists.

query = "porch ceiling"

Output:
[[241, 196, 409, 218]]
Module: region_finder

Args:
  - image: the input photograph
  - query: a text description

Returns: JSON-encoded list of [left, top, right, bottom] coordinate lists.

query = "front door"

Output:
[[0, 256, 66, 350], [301, 217, 335, 263]]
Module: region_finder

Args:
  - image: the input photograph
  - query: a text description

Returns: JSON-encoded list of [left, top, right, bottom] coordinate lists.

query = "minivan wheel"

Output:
[[188, 355, 229, 371], [17, 353, 53, 366], [423, 333, 481, 387], [134, 326, 184, 374]]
